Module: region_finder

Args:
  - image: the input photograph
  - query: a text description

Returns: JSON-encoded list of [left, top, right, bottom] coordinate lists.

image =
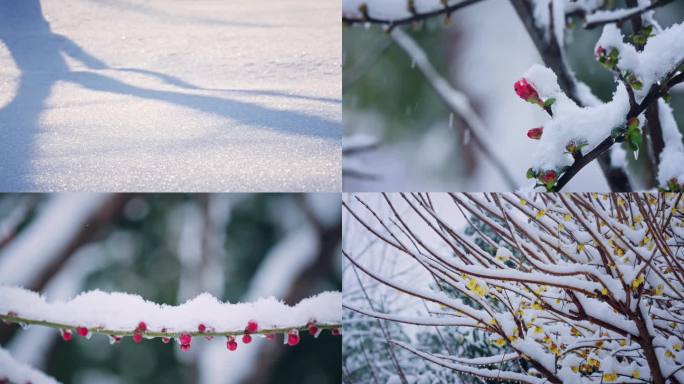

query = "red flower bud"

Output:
[[76, 327, 88, 337], [264, 333, 275, 341], [227, 336, 238, 351], [307, 321, 319, 337], [180, 343, 191, 352], [137, 322, 147, 332], [179, 332, 192, 345], [287, 329, 300, 346], [595, 46, 605, 57], [539, 170, 557, 184], [61, 329, 73, 341], [132, 332, 143, 344], [198, 323, 206, 333], [331, 328, 341, 336], [242, 334, 252, 344], [527, 127, 543, 140], [246, 320, 258, 334], [514, 78, 539, 103], [161, 337, 170, 344]]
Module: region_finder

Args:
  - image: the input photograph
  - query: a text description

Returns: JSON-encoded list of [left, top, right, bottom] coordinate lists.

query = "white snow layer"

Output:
[[657, 99, 684, 186], [0, 286, 341, 333], [596, 21, 684, 100], [0, 347, 60, 384], [521, 65, 631, 171], [0, 0, 340, 191]]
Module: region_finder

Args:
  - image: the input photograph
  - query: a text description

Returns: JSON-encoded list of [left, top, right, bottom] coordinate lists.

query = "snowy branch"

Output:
[[343, 192, 684, 384], [0, 286, 341, 350], [342, 0, 486, 31], [0, 347, 59, 384]]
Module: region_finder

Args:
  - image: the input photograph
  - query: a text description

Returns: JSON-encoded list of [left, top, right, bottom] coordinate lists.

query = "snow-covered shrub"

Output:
[[343, 192, 684, 383]]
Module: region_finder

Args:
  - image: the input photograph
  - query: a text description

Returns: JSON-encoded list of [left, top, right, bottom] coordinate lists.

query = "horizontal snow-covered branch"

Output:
[[342, 0, 484, 29], [0, 286, 341, 347]]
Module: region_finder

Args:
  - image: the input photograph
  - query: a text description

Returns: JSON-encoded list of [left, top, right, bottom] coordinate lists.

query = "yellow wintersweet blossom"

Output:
[[665, 350, 675, 359], [549, 343, 560, 356], [557, 223, 564, 231], [532, 302, 543, 310], [619, 339, 627, 347], [631, 274, 645, 289], [632, 369, 640, 379], [520, 199, 527, 206], [563, 213, 572, 222], [588, 358, 600, 368], [492, 338, 506, 347], [601, 287, 608, 296], [603, 372, 617, 382], [489, 318, 498, 325], [674, 343, 682, 352], [534, 326, 543, 334], [536, 210, 546, 219], [496, 254, 509, 262], [466, 278, 487, 297], [655, 284, 664, 296], [577, 243, 586, 253]]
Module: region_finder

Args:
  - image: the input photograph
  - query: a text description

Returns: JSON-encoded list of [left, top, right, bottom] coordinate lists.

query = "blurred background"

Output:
[[343, 0, 684, 191], [0, 193, 341, 384]]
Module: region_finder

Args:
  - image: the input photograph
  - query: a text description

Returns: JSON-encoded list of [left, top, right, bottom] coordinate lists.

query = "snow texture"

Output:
[[657, 99, 684, 186], [596, 21, 684, 100], [0, 346, 60, 384], [0, 286, 341, 334], [0, 0, 340, 191]]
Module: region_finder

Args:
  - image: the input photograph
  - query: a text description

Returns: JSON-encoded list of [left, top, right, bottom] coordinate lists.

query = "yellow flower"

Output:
[[595, 340, 604, 349], [617, 198, 625, 207], [603, 372, 617, 382], [571, 328, 580, 337], [665, 350, 675, 359], [632, 369, 640, 379], [619, 339, 627, 347], [489, 318, 498, 325], [588, 358, 600, 368], [631, 274, 644, 289], [563, 213, 572, 222], [601, 287, 608, 295], [571, 366, 579, 373], [549, 343, 560, 356], [496, 255, 509, 262], [557, 223, 564, 231], [493, 338, 506, 347], [520, 199, 527, 206], [466, 278, 487, 298], [577, 243, 586, 253], [532, 302, 543, 310], [536, 210, 546, 219], [633, 215, 643, 224], [655, 284, 664, 296], [674, 343, 682, 352], [534, 326, 543, 334]]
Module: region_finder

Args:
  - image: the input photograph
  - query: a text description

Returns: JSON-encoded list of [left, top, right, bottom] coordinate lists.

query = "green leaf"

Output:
[[526, 168, 537, 179], [543, 98, 556, 108]]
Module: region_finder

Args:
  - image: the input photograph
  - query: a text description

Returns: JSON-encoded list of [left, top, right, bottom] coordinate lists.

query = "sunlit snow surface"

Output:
[[0, 0, 341, 191]]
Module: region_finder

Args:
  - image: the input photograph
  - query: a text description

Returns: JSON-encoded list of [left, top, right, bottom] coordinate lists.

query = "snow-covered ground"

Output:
[[0, 0, 341, 191]]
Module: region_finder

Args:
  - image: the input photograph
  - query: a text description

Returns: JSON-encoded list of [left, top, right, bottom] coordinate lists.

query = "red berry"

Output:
[[61, 329, 73, 341], [539, 170, 557, 184], [514, 78, 540, 103], [180, 343, 191, 352], [111, 335, 122, 344], [76, 327, 88, 337], [246, 320, 258, 334], [227, 337, 238, 351], [137, 322, 147, 332], [265, 333, 275, 341], [198, 323, 206, 333], [161, 337, 170, 344], [179, 333, 192, 345], [242, 334, 252, 344], [287, 329, 300, 346], [331, 328, 341, 336], [132, 332, 143, 344], [527, 127, 543, 140]]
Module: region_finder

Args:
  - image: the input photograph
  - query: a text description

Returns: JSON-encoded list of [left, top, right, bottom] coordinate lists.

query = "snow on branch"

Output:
[[514, 20, 684, 191], [0, 346, 59, 384], [342, 0, 485, 30], [343, 192, 684, 384], [0, 286, 341, 351]]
